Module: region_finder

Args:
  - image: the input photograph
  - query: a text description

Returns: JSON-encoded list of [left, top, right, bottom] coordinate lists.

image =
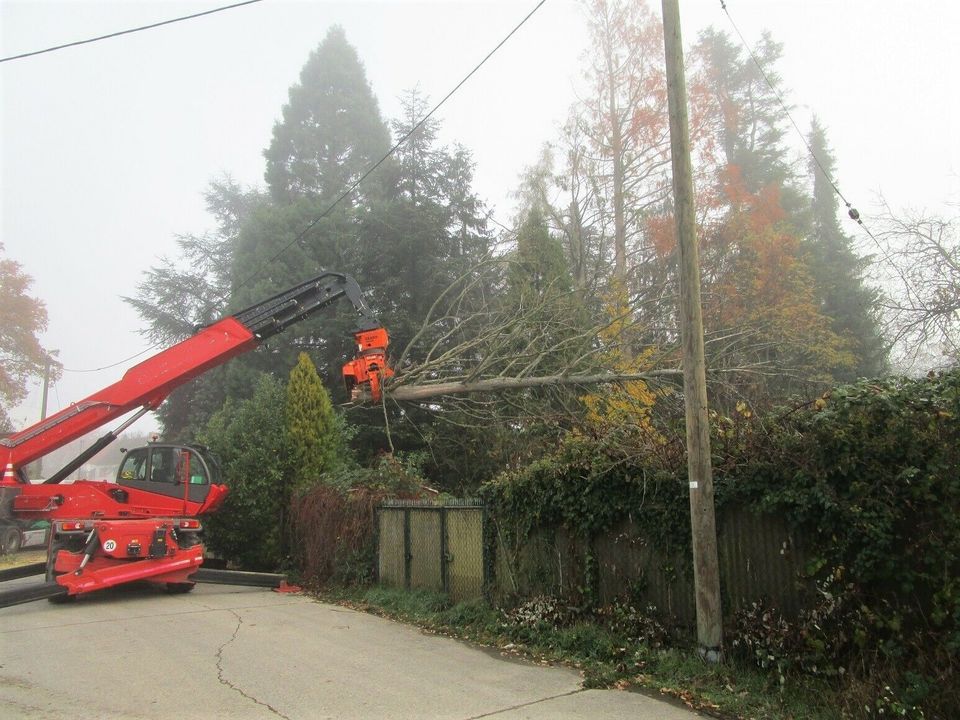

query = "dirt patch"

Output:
[[0, 549, 46, 570]]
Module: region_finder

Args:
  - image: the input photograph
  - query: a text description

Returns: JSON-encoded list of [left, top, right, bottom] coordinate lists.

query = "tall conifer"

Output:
[[805, 118, 887, 378]]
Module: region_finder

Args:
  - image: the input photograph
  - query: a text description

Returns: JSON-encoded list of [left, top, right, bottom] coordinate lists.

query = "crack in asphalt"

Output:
[[216, 609, 292, 720], [461, 688, 587, 719]]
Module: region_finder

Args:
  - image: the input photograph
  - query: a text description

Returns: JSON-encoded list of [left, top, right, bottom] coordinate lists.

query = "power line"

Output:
[[62, 345, 160, 374], [0, 0, 264, 64], [719, 1, 938, 342], [55, 0, 549, 373], [230, 0, 549, 296], [719, 1, 860, 222], [718, 1, 926, 310]]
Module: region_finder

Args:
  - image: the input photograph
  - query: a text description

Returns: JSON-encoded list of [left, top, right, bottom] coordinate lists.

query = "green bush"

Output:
[[199, 375, 293, 570]]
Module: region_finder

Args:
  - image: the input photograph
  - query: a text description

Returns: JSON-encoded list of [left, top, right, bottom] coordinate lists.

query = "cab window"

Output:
[[188, 455, 208, 485], [151, 447, 192, 484], [118, 448, 148, 482], [118, 446, 210, 486]]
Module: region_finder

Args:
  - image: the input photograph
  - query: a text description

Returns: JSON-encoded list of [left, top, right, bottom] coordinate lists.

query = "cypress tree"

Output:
[[287, 352, 343, 492]]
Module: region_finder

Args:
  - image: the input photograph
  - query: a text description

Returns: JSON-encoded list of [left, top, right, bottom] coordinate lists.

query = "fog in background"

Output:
[[2, 0, 957, 437]]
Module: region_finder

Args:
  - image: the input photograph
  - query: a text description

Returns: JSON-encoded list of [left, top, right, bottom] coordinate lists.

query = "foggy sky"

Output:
[[2, 0, 957, 436]]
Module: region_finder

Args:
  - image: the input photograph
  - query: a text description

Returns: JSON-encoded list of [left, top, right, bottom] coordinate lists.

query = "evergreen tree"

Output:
[[692, 28, 793, 197], [228, 27, 397, 396], [362, 87, 489, 334], [391, 87, 440, 205], [504, 208, 587, 382], [264, 25, 392, 204], [287, 352, 344, 492], [125, 178, 266, 440], [805, 118, 886, 378], [130, 31, 494, 490], [346, 89, 494, 476], [508, 208, 573, 304]]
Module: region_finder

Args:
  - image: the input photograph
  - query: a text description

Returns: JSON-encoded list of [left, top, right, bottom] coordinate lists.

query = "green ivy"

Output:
[[483, 370, 960, 717], [483, 431, 690, 559]]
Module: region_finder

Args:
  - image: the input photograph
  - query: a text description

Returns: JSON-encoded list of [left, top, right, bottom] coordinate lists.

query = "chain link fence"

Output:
[[377, 500, 486, 601]]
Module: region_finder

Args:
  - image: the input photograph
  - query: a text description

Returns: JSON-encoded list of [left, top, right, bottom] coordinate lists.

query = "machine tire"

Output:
[[1, 527, 20, 555], [166, 582, 196, 594]]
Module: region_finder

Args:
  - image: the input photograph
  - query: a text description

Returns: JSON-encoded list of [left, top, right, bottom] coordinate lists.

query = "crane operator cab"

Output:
[[117, 443, 222, 505]]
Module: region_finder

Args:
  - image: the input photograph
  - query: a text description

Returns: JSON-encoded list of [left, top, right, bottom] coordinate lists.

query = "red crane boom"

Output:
[[0, 272, 391, 605]]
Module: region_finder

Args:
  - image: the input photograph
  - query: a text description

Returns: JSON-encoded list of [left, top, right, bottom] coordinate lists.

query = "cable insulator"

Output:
[[848, 207, 861, 222]]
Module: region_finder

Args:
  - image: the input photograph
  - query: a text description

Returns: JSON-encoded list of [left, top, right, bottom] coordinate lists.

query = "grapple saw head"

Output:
[[342, 326, 393, 403]]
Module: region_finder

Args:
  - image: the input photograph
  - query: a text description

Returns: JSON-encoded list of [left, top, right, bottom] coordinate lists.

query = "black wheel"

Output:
[[166, 582, 196, 594], [1, 527, 20, 555], [175, 531, 201, 549]]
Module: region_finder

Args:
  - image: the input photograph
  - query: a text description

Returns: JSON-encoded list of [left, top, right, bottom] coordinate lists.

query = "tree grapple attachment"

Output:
[[342, 326, 393, 403]]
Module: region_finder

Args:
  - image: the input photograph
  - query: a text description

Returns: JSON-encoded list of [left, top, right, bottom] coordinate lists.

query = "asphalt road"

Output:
[[0, 579, 701, 719]]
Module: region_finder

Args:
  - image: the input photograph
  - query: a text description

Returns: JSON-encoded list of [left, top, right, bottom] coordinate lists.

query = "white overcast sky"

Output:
[[2, 0, 958, 433]]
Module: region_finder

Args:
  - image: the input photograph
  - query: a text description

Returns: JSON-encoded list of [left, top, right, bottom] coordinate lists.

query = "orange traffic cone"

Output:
[[274, 580, 302, 594], [2, 463, 17, 483]]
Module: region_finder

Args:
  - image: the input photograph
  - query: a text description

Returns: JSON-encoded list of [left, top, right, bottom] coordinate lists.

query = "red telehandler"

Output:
[[0, 272, 391, 608]]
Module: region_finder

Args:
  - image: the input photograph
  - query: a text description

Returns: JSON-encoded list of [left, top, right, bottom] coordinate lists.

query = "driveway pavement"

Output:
[[0, 579, 700, 719]]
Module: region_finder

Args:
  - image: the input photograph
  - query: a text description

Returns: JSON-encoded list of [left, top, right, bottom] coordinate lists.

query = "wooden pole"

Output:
[[661, 0, 723, 661], [39, 358, 51, 423], [36, 357, 52, 479]]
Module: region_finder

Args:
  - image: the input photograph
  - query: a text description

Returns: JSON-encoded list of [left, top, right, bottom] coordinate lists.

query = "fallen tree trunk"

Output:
[[355, 370, 682, 403]]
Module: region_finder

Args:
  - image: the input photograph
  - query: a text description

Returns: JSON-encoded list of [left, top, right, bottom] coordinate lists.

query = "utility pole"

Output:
[[40, 358, 52, 423], [661, 0, 723, 661], [36, 357, 53, 479]]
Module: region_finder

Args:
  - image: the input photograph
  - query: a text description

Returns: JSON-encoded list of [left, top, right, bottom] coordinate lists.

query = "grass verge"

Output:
[[319, 586, 841, 719]]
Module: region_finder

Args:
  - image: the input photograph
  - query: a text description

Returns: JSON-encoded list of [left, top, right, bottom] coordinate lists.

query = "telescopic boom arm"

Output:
[[0, 273, 388, 482]]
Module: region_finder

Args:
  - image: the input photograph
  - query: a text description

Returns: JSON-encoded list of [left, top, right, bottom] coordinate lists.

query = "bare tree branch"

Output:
[[872, 202, 960, 369]]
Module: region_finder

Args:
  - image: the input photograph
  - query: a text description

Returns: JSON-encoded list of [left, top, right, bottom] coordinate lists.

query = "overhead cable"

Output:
[[231, 0, 549, 296], [719, 0, 925, 308], [59, 0, 549, 372], [0, 0, 264, 64]]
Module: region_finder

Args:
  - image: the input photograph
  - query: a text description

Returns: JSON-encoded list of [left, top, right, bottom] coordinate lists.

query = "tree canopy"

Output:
[[264, 25, 392, 204], [128, 7, 900, 494], [0, 244, 59, 432]]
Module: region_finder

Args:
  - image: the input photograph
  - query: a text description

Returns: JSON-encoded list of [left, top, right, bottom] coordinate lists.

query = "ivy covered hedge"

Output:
[[745, 371, 960, 632], [483, 370, 960, 718]]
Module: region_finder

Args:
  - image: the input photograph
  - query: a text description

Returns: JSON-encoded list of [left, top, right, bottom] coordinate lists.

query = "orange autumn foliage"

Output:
[[702, 174, 856, 397]]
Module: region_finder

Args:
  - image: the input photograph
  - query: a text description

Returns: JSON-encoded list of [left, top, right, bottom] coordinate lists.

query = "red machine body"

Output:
[[0, 272, 390, 601]]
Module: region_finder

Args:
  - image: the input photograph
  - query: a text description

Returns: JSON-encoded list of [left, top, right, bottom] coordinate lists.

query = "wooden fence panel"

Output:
[[380, 502, 810, 621], [717, 507, 811, 617], [594, 524, 697, 625], [494, 509, 812, 622]]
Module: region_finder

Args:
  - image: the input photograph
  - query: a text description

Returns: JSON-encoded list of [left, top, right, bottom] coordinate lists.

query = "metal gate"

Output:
[[377, 500, 486, 601]]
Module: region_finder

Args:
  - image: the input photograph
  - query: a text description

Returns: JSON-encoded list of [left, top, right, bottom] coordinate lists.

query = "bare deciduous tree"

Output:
[[353, 260, 799, 416], [875, 203, 959, 369]]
